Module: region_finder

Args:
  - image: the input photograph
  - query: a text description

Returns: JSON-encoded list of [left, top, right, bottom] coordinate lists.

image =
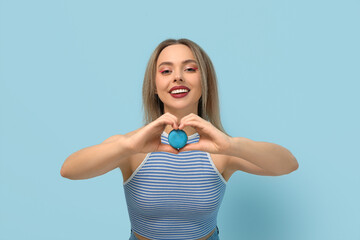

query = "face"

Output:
[[155, 44, 202, 113]]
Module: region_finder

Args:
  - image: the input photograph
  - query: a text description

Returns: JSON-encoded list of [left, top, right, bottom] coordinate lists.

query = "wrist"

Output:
[[223, 137, 241, 157], [219, 136, 234, 156]]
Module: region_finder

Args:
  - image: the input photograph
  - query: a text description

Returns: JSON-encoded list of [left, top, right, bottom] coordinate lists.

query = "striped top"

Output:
[[123, 131, 227, 240]]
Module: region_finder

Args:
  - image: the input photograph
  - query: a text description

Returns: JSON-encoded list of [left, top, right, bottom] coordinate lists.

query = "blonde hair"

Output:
[[142, 38, 228, 135]]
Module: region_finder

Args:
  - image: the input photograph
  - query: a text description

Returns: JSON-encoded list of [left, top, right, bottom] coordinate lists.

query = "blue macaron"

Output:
[[168, 129, 188, 149]]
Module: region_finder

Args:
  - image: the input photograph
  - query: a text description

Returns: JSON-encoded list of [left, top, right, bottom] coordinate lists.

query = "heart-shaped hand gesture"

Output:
[[126, 112, 232, 155], [177, 113, 232, 154], [126, 112, 180, 154]]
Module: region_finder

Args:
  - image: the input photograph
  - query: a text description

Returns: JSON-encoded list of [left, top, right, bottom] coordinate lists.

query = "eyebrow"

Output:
[[157, 59, 198, 68]]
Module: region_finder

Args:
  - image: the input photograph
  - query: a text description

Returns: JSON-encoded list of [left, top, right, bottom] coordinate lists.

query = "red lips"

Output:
[[169, 86, 190, 93]]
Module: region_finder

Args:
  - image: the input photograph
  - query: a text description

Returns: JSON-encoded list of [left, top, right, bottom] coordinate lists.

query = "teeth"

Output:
[[171, 89, 189, 94]]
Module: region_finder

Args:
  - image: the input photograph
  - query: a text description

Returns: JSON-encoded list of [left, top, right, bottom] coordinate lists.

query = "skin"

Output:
[[131, 44, 220, 240], [134, 45, 298, 239], [61, 43, 299, 240], [155, 44, 202, 136]]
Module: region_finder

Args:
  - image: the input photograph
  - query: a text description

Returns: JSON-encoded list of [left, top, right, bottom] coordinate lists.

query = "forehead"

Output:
[[157, 44, 196, 64]]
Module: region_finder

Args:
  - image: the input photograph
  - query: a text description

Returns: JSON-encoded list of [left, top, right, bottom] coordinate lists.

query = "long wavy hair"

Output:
[[142, 38, 228, 135]]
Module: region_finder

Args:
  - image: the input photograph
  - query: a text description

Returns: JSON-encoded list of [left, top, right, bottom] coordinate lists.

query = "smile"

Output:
[[170, 91, 189, 98], [170, 89, 189, 94], [168, 86, 191, 98]]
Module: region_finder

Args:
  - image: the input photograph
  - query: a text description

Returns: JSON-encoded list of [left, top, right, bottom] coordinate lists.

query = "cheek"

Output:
[[155, 78, 167, 95], [155, 76, 162, 88], [195, 77, 203, 97], [193, 75, 202, 90]]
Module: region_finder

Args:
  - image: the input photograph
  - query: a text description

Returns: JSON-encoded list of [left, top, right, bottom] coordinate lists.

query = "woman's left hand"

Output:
[[178, 113, 232, 154]]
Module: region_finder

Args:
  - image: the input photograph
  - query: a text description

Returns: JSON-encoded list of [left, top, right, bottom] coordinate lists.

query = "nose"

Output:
[[174, 71, 183, 82]]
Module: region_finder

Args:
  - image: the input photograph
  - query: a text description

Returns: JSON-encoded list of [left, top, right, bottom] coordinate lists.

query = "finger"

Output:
[[179, 143, 203, 152], [180, 120, 207, 132], [157, 114, 180, 128], [179, 115, 207, 130], [178, 114, 194, 129], [163, 113, 179, 129], [157, 143, 180, 154], [178, 114, 195, 128], [153, 118, 176, 131]]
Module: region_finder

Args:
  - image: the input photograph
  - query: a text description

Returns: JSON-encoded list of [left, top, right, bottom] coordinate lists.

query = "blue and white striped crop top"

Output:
[[123, 131, 227, 240]]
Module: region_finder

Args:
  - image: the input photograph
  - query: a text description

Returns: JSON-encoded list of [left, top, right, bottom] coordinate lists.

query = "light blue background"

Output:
[[1, 0, 359, 239]]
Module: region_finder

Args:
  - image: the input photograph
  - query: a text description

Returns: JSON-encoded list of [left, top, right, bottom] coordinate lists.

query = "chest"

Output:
[[121, 152, 230, 184], [123, 152, 227, 216]]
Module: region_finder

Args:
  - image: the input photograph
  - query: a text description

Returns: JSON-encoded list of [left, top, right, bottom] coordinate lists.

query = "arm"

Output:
[[60, 129, 140, 180], [60, 135, 131, 180], [177, 113, 299, 176], [60, 113, 181, 180], [225, 137, 299, 176]]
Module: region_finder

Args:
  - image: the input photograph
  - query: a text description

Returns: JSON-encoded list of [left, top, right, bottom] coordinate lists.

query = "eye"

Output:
[[185, 67, 198, 72], [160, 69, 172, 75]]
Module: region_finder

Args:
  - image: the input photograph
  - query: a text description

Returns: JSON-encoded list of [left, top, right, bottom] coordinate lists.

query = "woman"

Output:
[[60, 38, 299, 240]]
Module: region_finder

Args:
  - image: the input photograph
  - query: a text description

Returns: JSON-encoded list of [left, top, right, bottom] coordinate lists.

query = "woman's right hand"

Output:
[[126, 113, 180, 154]]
